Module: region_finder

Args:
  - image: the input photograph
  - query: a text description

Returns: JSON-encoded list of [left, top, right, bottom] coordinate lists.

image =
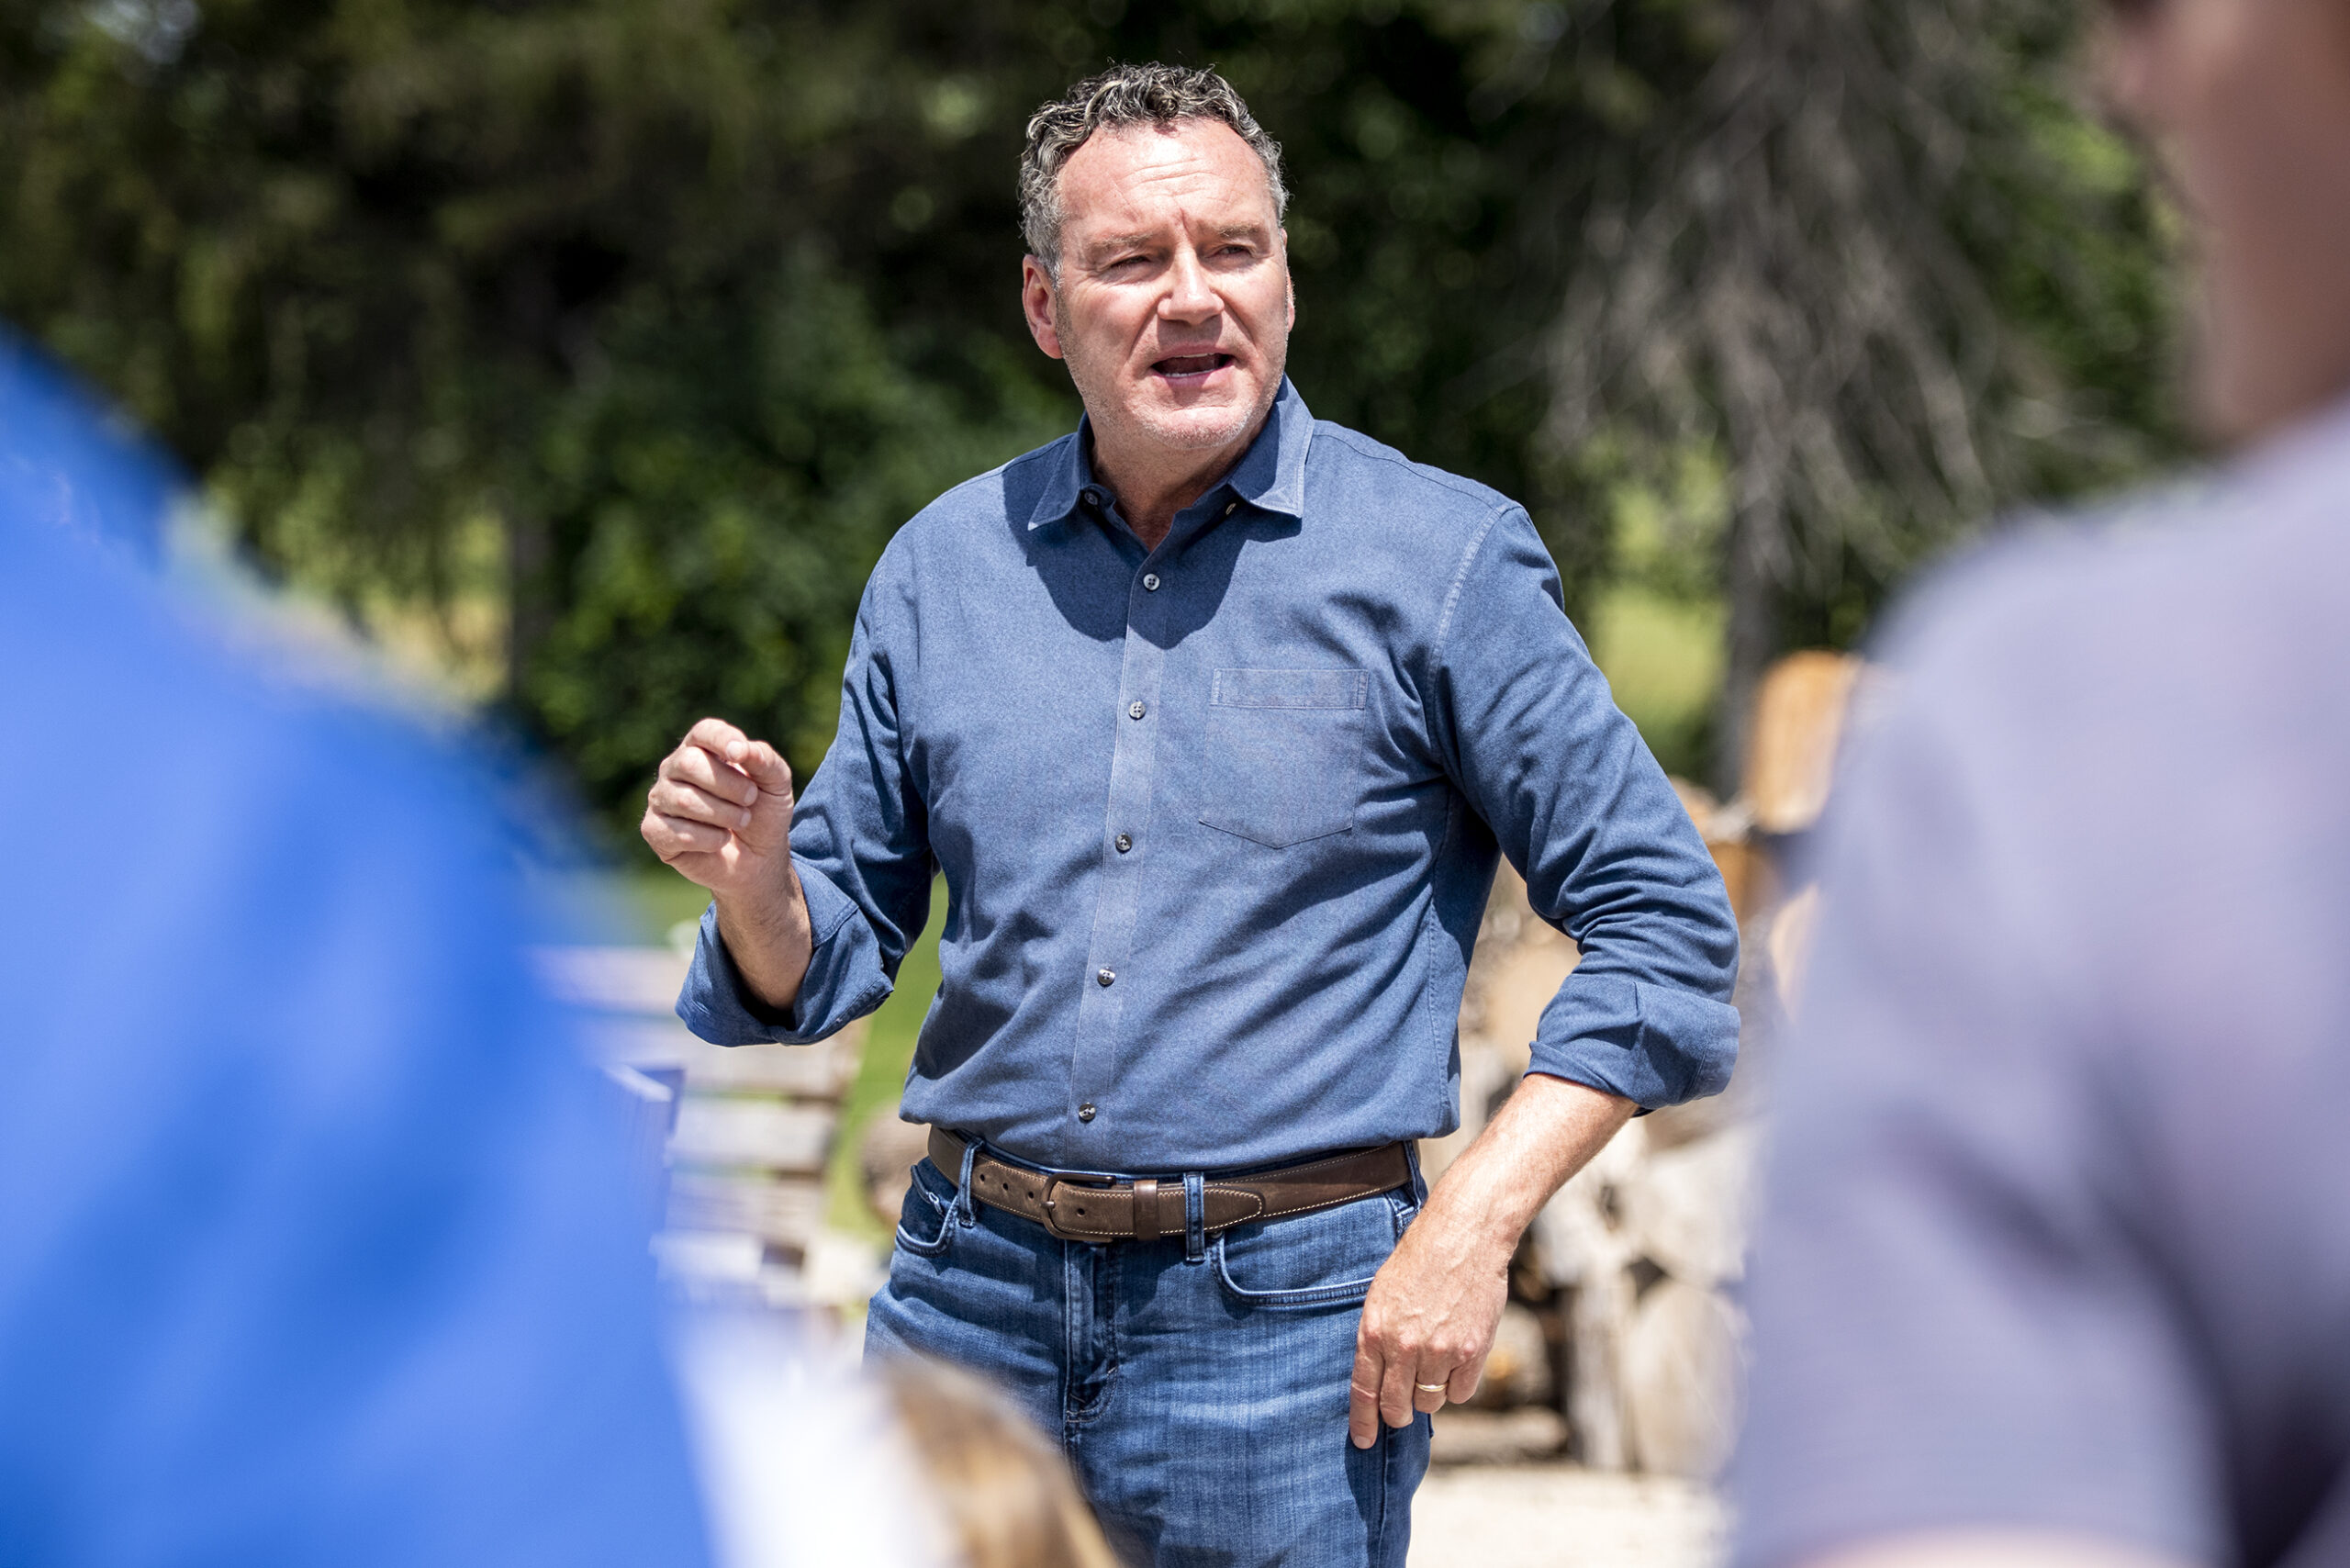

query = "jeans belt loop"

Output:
[[1182, 1170, 1206, 1263], [956, 1136, 980, 1228]]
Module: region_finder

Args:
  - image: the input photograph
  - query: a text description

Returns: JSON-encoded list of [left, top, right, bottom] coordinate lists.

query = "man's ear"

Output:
[[1021, 255, 1065, 361], [1281, 229, 1297, 330]]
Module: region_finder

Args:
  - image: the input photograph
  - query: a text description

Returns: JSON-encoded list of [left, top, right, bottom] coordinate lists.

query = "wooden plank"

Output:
[[673, 1027, 861, 1097], [666, 1171, 827, 1249], [580, 1014, 703, 1067], [580, 1014, 859, 1099], [668, 1095, 835, 1172], [1767, 884, 1823, 1017], [1708, 838, 1777, 929], [533, 945, 691, 1015], [1743, 651, 1859, 834]]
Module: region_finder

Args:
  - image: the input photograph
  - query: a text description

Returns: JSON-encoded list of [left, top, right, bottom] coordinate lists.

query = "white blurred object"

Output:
[[1620, 1279, 1746, 1481], [671, 1308, 950, 1568], [654, 1229, 766, 1286], [799, 1228, 887, 1308], [1620, 1123, 1758, 1291]]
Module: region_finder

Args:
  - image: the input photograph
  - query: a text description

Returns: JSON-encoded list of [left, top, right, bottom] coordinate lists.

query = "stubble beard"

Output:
[[1058, 297, 1284, 458]]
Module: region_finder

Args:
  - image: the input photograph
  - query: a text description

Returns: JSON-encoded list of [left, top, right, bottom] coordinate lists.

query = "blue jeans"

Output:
[[865, 1148, 1431, 1568]]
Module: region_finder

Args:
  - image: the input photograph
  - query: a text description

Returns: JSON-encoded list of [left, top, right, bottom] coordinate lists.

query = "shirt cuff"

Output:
[[1526, 973, 1740, 1109], [673, 857, 892, 1047]]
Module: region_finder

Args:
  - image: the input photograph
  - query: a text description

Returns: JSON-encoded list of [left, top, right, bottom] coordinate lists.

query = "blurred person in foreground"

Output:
[[641, 62, 1739, 1568], [878, 1357, 1123, 1568], [1735, 3, 2350, 1567], [0, 335, 713, 1566]]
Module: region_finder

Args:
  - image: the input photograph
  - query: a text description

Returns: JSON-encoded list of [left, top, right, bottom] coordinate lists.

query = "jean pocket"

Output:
[[893, 1157, 958, 1258], [1198, 667, 1369, 849], [1213, 1190, 1407, 1308]]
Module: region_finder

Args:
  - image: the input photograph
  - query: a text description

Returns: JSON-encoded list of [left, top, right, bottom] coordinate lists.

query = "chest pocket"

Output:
[[1199, 667, 1369, 848]]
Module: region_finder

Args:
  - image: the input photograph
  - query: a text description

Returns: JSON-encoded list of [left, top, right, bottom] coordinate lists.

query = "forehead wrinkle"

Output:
[[1065, 188, 1276, 262], [1057, 121, 1277, 239]]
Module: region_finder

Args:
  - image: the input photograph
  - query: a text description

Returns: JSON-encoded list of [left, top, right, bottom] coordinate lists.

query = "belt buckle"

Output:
[[1039, 1173, 1120, 1242]]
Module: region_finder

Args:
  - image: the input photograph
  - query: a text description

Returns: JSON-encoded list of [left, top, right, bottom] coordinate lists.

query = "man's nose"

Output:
[[1158, 247, 1221, 325]]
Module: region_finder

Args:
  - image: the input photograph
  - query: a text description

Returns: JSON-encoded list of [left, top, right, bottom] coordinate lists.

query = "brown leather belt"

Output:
[[928, 1127, 1412, 1245]]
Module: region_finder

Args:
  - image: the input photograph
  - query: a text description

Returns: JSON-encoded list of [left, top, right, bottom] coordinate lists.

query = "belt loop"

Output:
[[1404, 1140, 1429, 1206], [956, 1137, 980, 1228], [1183, 1170, 1206, 1263]]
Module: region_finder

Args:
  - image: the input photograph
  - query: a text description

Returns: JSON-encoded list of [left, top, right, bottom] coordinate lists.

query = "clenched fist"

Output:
[[641, 718, 813, 1010], [642, 718, 797, 895]]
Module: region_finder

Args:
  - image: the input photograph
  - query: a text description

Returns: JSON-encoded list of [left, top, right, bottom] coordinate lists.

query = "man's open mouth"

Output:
[[1153, 353, 1234, 379]]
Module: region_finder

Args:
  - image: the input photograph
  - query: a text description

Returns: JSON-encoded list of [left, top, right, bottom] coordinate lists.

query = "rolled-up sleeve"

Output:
[[1431, 507, 1740, 1106], [676, 554, 933, 1047]]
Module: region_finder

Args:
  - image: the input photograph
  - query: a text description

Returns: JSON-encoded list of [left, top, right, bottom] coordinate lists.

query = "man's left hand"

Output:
[[1345, 1073, 1636, 1450], [1348, 1210, 1511, 1447]]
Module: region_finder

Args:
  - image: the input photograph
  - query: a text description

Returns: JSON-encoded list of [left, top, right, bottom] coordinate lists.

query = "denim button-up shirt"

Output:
[[679, 380, 1739, 1171]]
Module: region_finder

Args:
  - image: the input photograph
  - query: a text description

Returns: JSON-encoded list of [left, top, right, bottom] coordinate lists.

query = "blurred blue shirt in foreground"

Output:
[[0, 337, 711, 1566], [681, 378, 1739, 1172], [1737, 397, 2350, 1568]]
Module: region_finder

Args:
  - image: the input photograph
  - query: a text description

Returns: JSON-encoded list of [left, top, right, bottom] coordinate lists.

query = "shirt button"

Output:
[[1078, 1103, 1097, 1123], [1142, 573, 1160, 591], [1114, 833, 1133, 853], [1127, 700, 1147, 721], [1082, 486, 1105, 508], [1096, 967, 1115, 987]]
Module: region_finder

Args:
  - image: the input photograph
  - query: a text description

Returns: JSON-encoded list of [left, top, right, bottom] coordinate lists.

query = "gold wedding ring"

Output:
[[1414, 1382, 1448, 1394]]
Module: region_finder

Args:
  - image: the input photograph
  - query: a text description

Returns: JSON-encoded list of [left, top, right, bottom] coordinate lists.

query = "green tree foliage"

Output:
[[1, 0, 2176, 821], [1524, 0, 2182, 780], [3, 0, 1085, 824]]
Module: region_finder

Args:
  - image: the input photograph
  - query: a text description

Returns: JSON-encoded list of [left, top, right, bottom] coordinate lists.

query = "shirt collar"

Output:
[[1025, 376, 1315, 532]]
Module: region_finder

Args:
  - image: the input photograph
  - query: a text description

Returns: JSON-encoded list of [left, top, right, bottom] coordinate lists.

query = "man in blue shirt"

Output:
[[643, 64, 1739, 1566], [1734, 3, 2350, 1567], [0, 336, 712, 1567]]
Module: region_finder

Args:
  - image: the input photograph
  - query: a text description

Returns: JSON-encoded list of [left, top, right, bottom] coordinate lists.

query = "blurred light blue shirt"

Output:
[[682, 380, 1740, 1171], [1736, 398, 2350, 1568], [0, 335, 710, 1567]]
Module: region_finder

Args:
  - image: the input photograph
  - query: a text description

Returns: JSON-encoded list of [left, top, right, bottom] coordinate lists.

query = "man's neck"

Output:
[[1088, 405, 1274, 551]]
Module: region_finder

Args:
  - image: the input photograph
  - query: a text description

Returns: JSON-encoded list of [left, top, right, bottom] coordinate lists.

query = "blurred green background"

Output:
[[4, 0, 2181, 811]]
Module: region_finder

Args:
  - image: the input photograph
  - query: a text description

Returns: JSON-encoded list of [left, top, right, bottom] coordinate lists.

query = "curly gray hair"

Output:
[[1019, 63, 1288, 275]]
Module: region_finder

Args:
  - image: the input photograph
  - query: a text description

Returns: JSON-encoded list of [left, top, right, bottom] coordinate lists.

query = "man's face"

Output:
[[2100, 0, 2350, 441], [1022, 118, 1294, 460]]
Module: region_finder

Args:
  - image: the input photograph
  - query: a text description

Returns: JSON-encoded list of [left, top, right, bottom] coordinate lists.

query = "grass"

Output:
[[621, 869, 720, 946], [1585, 585, 1724, 781]]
